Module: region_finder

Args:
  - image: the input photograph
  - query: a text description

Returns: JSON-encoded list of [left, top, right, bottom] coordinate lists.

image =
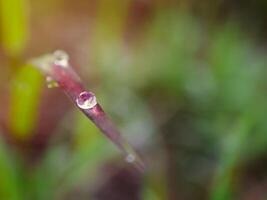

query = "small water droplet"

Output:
[[125, 154, 135, 163], [46, 76, 59, 88], [53, 50, 69, 67], [76, 91, 97, 109]]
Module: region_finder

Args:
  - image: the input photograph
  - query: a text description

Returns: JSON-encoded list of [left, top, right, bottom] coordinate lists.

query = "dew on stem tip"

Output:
[[53, 50, 69, 67], [46, 76, 59, 88], [76, 91, 97, 109], [125, 154, 136, 163]]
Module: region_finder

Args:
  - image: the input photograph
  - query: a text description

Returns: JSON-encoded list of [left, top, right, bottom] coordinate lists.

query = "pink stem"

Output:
[[31, 51, 145, 172]]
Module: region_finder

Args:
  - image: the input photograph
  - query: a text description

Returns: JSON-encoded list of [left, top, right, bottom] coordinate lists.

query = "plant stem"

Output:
[[30, 50, 145, 172]]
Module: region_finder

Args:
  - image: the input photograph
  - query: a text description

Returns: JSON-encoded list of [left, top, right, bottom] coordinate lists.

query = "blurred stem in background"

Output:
[[9, 65, 43, 140], [0, 0, 29, 57], [94, 0, 130, 45], [0, 0, 44, 140]]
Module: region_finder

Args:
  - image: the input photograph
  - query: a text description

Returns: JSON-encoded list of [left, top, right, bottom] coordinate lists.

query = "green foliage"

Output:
[[136, 15, 267, 199]]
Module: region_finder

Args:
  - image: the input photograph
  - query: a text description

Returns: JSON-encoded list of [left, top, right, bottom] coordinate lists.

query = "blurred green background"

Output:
[[1, 0, 267, 199]]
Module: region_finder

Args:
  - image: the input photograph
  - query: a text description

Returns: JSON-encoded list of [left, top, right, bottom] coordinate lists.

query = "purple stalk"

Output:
[[30, 50, 145, 172]]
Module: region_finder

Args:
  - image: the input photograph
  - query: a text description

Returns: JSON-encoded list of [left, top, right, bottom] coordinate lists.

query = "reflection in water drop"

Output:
[[125, 154, 136, 163], [76, 91, 97, 109], [53, 50, 69, 67], [46, 76, 59, 88]]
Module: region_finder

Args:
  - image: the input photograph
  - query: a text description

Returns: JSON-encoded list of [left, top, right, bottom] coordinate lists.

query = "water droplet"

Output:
[[53, 50, 69, 67], [76, 91, 97, 109], [125, 154, 135, 163], [46, 76, 59, 88]]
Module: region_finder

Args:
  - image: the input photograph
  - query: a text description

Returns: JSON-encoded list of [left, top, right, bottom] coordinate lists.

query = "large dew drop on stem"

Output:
[[76, 91, 97, 109]]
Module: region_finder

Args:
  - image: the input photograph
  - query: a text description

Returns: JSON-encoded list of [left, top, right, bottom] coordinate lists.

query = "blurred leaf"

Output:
[[30, 145, 70, 200], [57, 112, 115, 193], [210, 116, 253, 200], [32, 112, 116, 199], [142, 173, 168, 200], [9, 65, 43, 139], [0, 0, 29, 56], [134, 12, 203, 93], [0, 135, 22, 200]]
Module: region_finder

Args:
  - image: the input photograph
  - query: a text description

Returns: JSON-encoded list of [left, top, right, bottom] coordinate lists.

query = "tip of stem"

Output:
[[29, 50, 69, 74]]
